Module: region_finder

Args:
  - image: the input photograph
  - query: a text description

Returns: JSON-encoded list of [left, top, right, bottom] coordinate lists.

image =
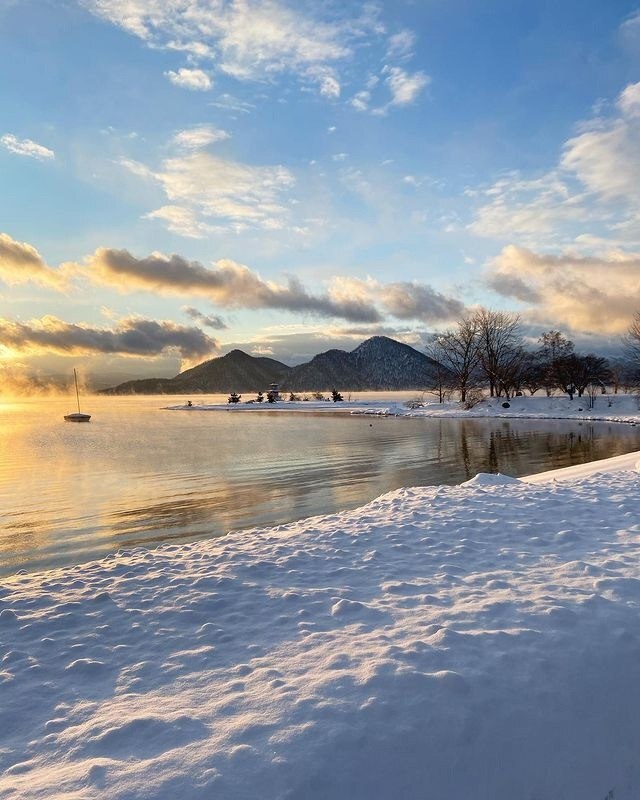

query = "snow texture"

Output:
[[1, 450, 640, 798]]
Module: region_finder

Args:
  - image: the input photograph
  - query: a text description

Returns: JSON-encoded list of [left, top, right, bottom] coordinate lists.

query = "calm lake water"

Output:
[[2, 394, 640, 576]]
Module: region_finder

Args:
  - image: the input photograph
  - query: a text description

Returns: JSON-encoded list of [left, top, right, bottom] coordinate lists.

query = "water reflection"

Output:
[[1, 397, 639, 575]]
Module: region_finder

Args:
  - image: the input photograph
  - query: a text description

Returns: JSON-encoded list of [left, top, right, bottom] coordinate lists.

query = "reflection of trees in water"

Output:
[[5, 413, 640, 574], [450, 420, 629, 479]]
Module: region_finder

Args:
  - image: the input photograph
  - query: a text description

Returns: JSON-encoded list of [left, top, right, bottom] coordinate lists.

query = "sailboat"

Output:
[[64, 369, 91, 422]]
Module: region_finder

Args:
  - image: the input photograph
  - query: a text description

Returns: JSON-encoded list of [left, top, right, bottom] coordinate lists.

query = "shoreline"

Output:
[[166, 392, 640, 427]]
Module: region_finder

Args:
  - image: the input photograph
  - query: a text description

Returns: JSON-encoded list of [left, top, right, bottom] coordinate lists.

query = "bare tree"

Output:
[[586, 381, 600, 410], [604, 357, 638, 394], [554, 353, 611, 400], [425, 338, 455, 403], [429, 316, 481, 403], [472, 309, 524, 398], [539, 330, 575, 362], [520, 350, 547, 395], [494, 344, 528, 399], [624, 312, 640, 358], [537, 330, 575, 395], [623, 312, 640, 387]]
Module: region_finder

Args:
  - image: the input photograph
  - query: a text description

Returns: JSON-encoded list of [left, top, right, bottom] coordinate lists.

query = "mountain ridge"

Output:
[[99, 336, 442, 395]]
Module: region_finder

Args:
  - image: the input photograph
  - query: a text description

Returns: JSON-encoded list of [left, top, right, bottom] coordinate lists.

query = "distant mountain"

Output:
[[99, 336, 444, 395], [283, 348, 367, 391], [171, 350, 290, 393], [283, 336, 442, 391], [353, 336, 441, 389], [100, 349, 290, 395]]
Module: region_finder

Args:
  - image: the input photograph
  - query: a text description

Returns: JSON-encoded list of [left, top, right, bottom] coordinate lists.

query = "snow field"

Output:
[[2, 457, 640, 798]]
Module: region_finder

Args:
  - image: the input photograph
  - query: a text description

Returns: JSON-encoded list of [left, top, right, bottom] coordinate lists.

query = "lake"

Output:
[[1, 394, 639, 576]]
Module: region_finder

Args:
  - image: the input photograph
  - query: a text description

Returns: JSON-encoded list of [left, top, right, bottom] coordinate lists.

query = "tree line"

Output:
[[426, 309, 640, 406]]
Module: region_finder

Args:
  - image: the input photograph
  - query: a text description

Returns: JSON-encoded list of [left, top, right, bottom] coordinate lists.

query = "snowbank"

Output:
[[2, 454, 640, 799]]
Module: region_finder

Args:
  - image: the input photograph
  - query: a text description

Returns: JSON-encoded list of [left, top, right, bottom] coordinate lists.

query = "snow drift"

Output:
[[1, 457, 640, 799]]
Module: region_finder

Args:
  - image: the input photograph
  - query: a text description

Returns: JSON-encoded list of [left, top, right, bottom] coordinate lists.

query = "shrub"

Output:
[[463, 388, 484, 410]]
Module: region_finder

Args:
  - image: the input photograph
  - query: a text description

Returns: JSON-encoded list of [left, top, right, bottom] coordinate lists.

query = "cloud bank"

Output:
[[0, 233, 69, 290], [0, 315, 218, 359], [87, 247, 383, 323], [328, 276, 465, 323], [487, 245, 640, 334]]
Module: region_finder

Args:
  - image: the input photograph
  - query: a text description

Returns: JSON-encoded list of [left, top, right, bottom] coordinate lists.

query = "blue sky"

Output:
[[1, 0, 640, 384]]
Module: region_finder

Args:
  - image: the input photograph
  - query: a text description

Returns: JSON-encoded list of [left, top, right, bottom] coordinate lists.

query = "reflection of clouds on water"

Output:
[[1, 397, 640, 575]]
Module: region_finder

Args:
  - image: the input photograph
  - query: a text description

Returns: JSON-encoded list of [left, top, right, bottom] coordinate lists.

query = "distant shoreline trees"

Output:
[[425, 309, 636, 403]]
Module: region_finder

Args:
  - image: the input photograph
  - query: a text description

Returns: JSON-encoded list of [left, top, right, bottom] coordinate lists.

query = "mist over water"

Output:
[[2, 395, 640, 576]]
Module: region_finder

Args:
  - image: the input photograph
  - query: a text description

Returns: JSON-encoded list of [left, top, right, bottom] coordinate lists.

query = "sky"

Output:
[[2, 0, 640, 387]]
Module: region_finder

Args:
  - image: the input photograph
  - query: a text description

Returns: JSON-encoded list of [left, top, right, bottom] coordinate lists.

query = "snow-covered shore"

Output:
[[2, 449, 640, 799], [167, 391, 640, 426]]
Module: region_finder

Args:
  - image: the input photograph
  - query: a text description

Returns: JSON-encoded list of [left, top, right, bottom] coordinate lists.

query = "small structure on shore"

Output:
[[266, 383, 281, 403]]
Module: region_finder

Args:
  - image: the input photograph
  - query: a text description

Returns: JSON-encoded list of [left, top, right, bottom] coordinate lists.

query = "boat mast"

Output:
[[74, 368, 81, 413]]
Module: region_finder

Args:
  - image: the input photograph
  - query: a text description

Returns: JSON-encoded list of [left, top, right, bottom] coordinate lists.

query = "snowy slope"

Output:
[[2, 459, 640, 799]]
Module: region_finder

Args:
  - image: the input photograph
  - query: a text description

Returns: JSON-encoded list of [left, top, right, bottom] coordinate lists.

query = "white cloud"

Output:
[[1, 134, 54, 161], [486, 244, 640, 334], [561, 100, 640, 205], [165, 67, 212, 90], [468, 171, 590, 241], [352, 66, 430, 115], [83, 0, 380, 99], [144, 206, 215, 239], [384, 66, 430, 107], [121, 136, 296, 234], [156, 152, 294, 225], [617, 81, 640, 117], [82, 2, 429, 105], [319, 74, 340, 99], [402, 175, 421, 187], [470, 81, 640, 247], [117, 158, 155, 180], [620, 10, 640, 47], [210, 93, 255, 114], [351, 90, 370, 112], [386, 29, 415, 59], [171, 125, 230, 150]]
